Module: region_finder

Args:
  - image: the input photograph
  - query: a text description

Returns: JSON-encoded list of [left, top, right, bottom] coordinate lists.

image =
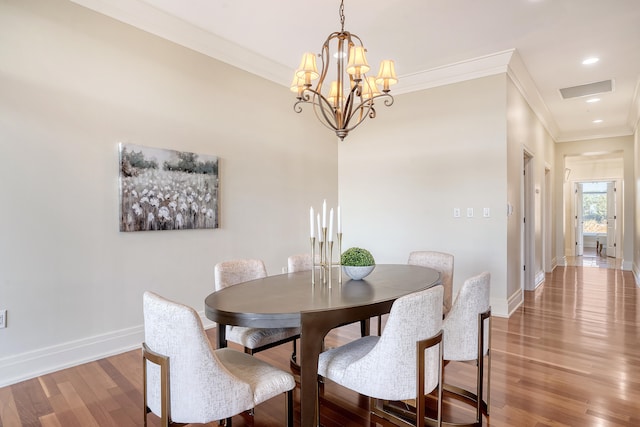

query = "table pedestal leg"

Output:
[[300, 313, 332, 427]]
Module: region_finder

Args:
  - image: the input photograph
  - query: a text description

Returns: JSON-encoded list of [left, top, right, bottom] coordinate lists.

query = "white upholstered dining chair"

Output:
[[142, 291, 295, 427], [287, 253, 316, 273], [442, 271, 491, 426], [214, 259, 301, 358], [408, 251, 454, 316], [318, 285, 444, 426]]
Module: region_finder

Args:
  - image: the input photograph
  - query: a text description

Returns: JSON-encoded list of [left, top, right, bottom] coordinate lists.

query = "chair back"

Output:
[[408, 251, 454, 314], [214, 259, 267, 291], [341, 285, 443, 400], [143, 291, 252, 422], [442, 272, 490, 361], [287, 253, 322, 272]]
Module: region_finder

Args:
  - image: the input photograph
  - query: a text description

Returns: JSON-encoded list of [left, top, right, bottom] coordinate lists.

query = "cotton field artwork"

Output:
[[119, 143, 219, 232]]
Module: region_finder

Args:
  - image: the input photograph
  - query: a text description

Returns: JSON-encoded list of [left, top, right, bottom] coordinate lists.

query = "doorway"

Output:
[[522, 151, 534, 291], [573, 181, 616, 258]]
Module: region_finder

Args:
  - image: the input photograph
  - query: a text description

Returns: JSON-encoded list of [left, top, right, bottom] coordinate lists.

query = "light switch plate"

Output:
[[467, 207, 474, 217], [453, 208, 461, 218]]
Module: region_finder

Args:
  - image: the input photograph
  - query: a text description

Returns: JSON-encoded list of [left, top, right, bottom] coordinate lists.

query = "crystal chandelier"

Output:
[[291, 0, 397, 141]]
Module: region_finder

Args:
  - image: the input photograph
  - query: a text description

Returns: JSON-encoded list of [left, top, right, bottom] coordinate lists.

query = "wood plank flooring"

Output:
[[1, 265, 638, 426]]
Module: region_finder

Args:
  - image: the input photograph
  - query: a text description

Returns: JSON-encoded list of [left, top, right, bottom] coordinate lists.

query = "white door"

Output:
[[575, 183, 583, 256], [606, 182, 616, 258]]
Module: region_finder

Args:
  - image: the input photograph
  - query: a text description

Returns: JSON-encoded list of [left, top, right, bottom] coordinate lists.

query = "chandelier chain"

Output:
[[339, 0, 345, 32]]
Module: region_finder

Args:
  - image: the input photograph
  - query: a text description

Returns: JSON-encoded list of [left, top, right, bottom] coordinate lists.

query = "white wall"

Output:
[[554, 137, 635, 269], [506, 77, 556, 308], [338, 75, 511, 316], [0, 0, 337, 386]]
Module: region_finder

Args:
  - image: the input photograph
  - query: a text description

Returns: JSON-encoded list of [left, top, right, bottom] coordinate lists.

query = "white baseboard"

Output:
[[534, 270, 545, 289], [0, 311, 215, 388], [507, 288, 524, 316], [490, 287, 523, 318]]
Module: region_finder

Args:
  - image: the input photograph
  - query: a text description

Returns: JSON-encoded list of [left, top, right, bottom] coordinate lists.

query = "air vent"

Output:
[[559, 80, 613, 99]]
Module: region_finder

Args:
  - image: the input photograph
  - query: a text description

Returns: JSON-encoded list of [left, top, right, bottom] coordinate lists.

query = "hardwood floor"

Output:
[[1, 265, 638, 426]]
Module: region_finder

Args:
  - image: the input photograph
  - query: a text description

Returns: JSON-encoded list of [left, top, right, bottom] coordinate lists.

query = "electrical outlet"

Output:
[[0, 309, 6, 329]]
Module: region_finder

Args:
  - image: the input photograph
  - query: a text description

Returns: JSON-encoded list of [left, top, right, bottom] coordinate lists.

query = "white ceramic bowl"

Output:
[[342, 265, 375, 280]]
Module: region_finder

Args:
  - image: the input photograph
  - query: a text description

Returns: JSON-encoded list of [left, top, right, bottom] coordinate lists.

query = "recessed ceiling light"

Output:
[[592, 119, 603, 124], [582, 57, 600, 65], [586, 97, 600, 103]]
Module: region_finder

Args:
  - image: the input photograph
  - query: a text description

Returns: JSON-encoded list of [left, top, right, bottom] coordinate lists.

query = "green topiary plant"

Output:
[[341, 247, 375, 266]]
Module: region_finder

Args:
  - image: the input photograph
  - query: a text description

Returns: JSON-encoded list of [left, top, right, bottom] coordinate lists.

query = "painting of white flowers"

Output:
[[119, 143, 219, 232]]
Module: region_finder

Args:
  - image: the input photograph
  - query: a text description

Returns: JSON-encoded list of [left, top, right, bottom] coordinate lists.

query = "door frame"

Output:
[[522, 150, 534, 291]]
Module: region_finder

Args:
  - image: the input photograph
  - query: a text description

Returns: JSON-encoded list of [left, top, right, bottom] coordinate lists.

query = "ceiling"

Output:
[[74, 0, 640, 142]]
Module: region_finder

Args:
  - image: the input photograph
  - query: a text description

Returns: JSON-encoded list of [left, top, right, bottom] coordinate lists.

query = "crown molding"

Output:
[[506, 50, 560, 141], [394, 49, 515, 95], [70, 0, 292, 85]]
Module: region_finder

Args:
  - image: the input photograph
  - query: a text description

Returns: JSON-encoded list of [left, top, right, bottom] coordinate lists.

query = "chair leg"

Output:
[[371, 331, 444, 427], [441, 309, 491, 427], [473, 309, 491, 420], [285, 389, 294, 427], [142, 343, 171, 427]]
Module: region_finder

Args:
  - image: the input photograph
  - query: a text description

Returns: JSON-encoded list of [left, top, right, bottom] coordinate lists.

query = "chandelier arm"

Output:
[[303, 88, 341, 131], [296, 88, 340, 131], [341, 106, 377, 134], [341, 85, 359, 129], [342, 99, 373, 131]]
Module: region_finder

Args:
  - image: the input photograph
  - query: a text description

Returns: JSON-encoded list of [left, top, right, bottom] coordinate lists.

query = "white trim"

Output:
[[394, 49, 514, 95], [70, 0, 291, 86], [0, 311, 214, 388], [0, 325, 142, 388], [507, 50, 559, 141], [622, 259, 633, 271], [534, 270, 545, 289], [490, 288, 523, 318]]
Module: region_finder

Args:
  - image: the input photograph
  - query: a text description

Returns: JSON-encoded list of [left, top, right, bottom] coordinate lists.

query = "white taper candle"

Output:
[[328, 208, 334, 241], [309, 206, 315, 238], [322, 199, 327, 228]]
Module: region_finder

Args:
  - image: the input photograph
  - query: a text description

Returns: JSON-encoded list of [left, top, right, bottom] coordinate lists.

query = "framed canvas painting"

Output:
[[119, 143, 219, 231]]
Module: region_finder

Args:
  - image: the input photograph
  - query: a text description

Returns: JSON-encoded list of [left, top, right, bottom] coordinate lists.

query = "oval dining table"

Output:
[[204, 263, 441, 427]]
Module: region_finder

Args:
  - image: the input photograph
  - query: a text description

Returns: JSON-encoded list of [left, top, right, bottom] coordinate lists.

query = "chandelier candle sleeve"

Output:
[[310, 207, 315, 238], [317, 214, 322, 242]]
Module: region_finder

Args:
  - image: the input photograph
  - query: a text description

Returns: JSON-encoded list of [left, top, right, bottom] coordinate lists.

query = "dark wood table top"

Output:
[[204, 264, 441, 328]]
